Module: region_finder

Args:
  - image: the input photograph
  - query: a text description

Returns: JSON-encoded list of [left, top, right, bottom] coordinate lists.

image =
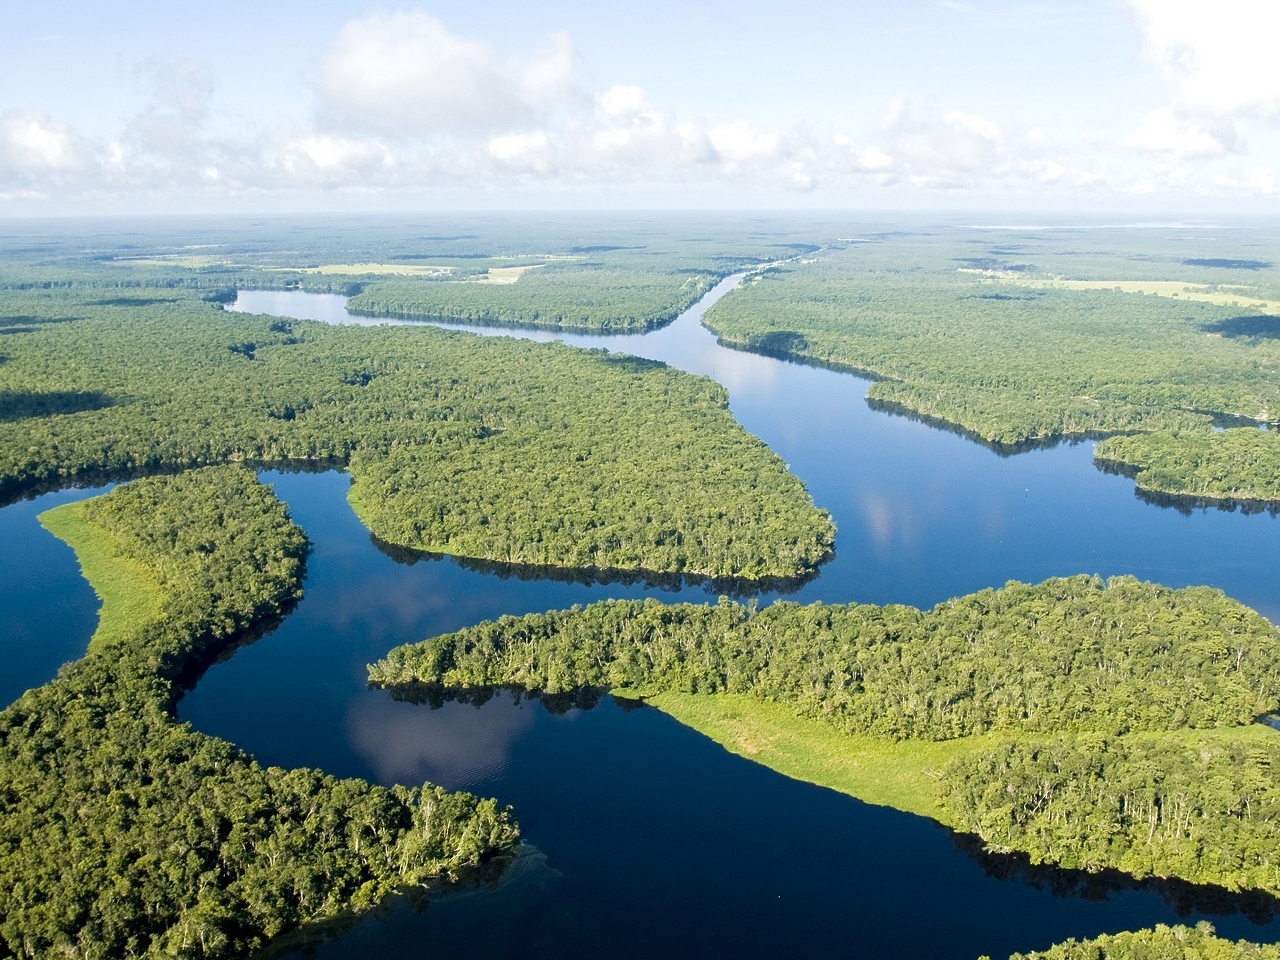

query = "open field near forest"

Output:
[[1002, 277, 1275, 309]]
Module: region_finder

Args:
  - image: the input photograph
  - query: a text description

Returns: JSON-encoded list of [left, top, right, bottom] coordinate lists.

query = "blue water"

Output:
[[3, 281, 1280, 958], [0, 484, 112, 705]]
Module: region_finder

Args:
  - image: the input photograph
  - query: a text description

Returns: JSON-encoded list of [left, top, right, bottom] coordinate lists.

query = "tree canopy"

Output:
[[1, 467, 517, 959]]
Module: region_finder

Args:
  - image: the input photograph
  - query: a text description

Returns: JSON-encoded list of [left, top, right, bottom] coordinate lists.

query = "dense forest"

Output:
[[943, 733, 1280, 894], [346, 262, 719, 331], [697, 232, 1280, 510], [370, 576, 1280, 740], [1095, 429, 1280, 506], [996, 923, 1280, 959], [369, 576, 1280, 896], [0, 285, 833, 580], [0, 467, 517, 959], [703, 243, 1280, 448]]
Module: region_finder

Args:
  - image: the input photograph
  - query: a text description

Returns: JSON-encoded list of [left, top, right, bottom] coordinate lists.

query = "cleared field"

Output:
[[474, 263, 543, 283], [302, 262, 455, 276], [1004, 277, 1274, 308], [298, 262, 543, 282]]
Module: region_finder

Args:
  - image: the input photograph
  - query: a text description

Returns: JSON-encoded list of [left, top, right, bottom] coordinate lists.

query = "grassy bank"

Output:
[[38, 500, 164, 651], [645, 692, 1277, 826], [645, 691, 986, 820]]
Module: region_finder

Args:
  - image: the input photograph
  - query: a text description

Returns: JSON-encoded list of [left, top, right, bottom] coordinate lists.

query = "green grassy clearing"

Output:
[[644, 692, 1278, 825], [302, 262, 456, 276], [38, 500, 165, 652]]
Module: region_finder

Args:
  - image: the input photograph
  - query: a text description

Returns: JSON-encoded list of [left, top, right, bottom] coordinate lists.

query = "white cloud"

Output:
[[580, 85, 717, 169], [1127, 0, 1280, 118], [279, 134, 394, 186], [4, 8, 1278, 209], [1124, 1, 1280, 162], [1215, 164, 1279, 196], [487, 130, 555, 175], [318, 11, 577, 138], [869, 95, 1073, 189], [0, 110, 93, 178], [1125, 106, 1237, 158], [709, 121, 781, 168]]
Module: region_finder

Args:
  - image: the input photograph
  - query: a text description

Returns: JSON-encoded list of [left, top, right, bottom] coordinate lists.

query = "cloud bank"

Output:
[[1, 5, 1277, 209]]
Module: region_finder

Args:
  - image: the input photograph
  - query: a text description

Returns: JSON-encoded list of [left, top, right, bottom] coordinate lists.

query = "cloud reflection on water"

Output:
[[345, 690, 535, 790]]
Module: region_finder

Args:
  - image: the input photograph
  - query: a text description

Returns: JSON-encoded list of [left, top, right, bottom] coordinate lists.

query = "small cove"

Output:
[[4, 280, 1280, 958]]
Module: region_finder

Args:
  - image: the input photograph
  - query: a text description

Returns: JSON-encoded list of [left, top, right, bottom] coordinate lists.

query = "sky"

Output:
[[0, 0, 1278, 215]]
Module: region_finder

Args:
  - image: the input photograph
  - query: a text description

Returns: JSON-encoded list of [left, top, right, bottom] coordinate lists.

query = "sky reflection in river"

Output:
[[345, 692, 537, 787]]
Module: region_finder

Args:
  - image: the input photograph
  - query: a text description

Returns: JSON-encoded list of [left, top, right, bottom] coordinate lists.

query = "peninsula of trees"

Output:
[[345, 262, 718, 331], [0, 467, 517, 958], [0, 286, 833, 581], [369, 576, 1280, 897], [1096, 428, 1280, 508]]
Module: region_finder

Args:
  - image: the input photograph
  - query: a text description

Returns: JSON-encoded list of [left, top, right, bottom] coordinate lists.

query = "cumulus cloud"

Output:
[[0, 110, 94, 181], [487, 131, 553, 174], [867, 95, 1072, 189], [5, 6, 1277, 208], [1128, 0, 1280, 118], [279, 134, 394, 186], [1125, 106, 1238, 159], [318, 11, 577, 138], [1125, 1, 1280, 160], [578, 85, 716, 169]]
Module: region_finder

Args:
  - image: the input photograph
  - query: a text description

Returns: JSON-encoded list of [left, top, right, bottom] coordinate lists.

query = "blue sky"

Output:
[[0, 0, 1276, 214]]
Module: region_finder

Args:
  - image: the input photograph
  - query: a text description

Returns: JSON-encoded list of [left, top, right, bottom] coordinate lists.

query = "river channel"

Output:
[[7, 275, 1280, 958]]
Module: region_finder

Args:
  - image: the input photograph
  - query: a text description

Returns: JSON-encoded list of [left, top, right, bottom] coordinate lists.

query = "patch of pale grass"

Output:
[[304, 263, 456, 277], [463, 264, 545, 284], [1002, 277, 1273, 309]]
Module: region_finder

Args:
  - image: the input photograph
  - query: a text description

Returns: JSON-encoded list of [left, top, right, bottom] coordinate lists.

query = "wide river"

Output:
[[6, 276, 1280, 958]]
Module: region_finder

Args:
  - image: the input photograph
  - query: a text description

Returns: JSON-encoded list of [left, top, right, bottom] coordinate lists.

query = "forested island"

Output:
[[344, 261, 719, 331], [0, 467, 518, 958], [370, 576, 1280, 897], [0, 284, 832, 581]]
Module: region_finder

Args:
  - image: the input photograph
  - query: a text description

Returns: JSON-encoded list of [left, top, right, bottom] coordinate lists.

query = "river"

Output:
[[5, 276, 1280, 959]]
